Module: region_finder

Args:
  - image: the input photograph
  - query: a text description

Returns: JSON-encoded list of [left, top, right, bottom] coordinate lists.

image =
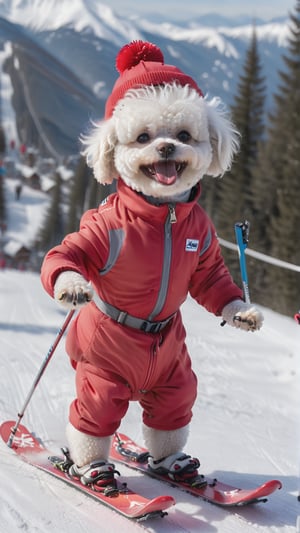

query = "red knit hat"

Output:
[[105, 40, 203, 119]]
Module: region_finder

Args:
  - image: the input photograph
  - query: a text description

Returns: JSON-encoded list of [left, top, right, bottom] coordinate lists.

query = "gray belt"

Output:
[[93, 294, 175, 333]]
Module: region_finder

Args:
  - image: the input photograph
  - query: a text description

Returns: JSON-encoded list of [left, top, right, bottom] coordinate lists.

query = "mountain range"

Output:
[[0, 0, 292, 158]]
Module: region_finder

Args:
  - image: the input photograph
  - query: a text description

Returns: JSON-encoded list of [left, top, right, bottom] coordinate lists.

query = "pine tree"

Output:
[[66, 157, 114, 234], [0, 132, 6, 227], [66, 157, 91, 234], [36, 171, 65, 252], [212, 26, 266, 281], [255, 0, 300, 314], [0, 125, 6, 155], [86, 179, 115, 210], [0, 69, 6, 155], [0, 171, 5, 225], [0, 70, 6, 223]]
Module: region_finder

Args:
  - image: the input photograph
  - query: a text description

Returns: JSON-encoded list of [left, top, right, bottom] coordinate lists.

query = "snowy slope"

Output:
[[3, 178, 49, 250], [0, 267, 299, 532]]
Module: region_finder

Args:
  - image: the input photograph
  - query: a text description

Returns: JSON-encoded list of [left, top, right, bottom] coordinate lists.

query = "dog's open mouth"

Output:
[[140, 161, 187, 185]]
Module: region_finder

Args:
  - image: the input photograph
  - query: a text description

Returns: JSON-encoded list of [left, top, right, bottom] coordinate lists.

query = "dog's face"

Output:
[[113, 85, 214, 198], [82, 83, 239, 199]]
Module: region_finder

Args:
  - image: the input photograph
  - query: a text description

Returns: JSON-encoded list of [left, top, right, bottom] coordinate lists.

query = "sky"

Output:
[[105, 0, 296, 21]]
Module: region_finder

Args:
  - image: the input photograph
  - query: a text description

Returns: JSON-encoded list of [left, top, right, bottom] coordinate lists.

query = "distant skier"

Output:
[[15, 183, 22, 200]]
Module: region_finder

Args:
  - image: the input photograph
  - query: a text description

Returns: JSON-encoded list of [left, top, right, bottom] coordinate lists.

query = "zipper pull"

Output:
[[168, 204, 177, 224]]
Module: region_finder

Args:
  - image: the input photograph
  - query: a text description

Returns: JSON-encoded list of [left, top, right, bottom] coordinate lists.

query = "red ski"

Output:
[[0, 421, 175, 521], [110, 432, 282, 507]]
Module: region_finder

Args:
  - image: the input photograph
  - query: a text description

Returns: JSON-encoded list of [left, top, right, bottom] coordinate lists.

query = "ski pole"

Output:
[[221, 220, 250, 326], [7, 308, 75, 448], [234, 220, 250, 304]]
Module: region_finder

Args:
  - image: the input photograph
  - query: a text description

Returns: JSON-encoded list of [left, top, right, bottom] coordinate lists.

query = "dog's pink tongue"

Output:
[[154, 161, 177, 185]]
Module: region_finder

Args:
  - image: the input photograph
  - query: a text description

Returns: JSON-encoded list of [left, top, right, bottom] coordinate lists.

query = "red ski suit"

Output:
[[41, 179, 242, 437]]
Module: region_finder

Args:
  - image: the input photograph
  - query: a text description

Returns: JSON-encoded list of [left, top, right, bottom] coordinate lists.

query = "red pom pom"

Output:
[[116, 41, 164, 73]]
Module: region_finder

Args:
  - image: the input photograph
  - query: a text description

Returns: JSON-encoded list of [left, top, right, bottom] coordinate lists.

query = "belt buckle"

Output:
[[140, 320, 150, 332], [140, 320, 159, 333], [143, 321, 162, 334], [141, 317, 171, 333], [149, 323, 161, 334]]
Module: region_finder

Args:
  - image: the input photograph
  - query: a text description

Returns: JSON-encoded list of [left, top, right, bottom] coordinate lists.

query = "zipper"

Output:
[[147, 204, 177, 321], [140, 206, 177, 393], [168, 204, 177, 224], [140, 341, 158, 394]]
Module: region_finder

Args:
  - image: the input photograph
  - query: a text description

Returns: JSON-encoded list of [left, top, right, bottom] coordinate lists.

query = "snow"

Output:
[[135, 17, 291, 57], [219, 23, 290, 47], [0, 265, 299, 531], [137, 20, 241, 58], [15, 163, 38, 178], [3, 179, 48, 248], [3, 240, 27, 256], [0, 0, 290, 52], [56, 165, 74, 182], [1, 0, 143, 45], [0, 42, 18, 143]]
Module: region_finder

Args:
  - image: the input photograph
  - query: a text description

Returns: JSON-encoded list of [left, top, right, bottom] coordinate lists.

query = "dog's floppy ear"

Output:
[[205, 97, 240, 177], [81, 118, 118, 184]]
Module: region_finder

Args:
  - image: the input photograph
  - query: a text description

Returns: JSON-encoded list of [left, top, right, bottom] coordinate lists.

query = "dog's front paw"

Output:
[[54, 271, 93, 309], [222, 299, 263, 332]]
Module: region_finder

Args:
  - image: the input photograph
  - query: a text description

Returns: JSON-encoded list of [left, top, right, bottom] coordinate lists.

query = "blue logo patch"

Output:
[[185, 239, 199, 252]]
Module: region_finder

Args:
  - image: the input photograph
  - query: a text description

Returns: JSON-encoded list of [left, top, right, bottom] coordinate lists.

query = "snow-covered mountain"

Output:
[[0, 0, 291, 157]]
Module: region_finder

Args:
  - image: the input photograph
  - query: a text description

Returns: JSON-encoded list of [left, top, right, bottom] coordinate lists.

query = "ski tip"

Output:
[[254, 479, 282, 497], [133, 494, 175, 517], [0, 420, 17, 447], [159, 495, 176, 506], [271, 479, 282, 491]]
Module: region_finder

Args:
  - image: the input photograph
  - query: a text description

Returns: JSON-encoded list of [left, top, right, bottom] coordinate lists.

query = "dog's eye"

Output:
[[137, 133, 150, 143], [177, 130, 191, 143]]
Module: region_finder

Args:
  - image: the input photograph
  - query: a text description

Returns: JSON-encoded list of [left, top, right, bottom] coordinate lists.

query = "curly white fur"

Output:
[[143, 424, 190, 461], [222, 299, 264, 332], [54, 271, 93, 309], [66, 423, 111, 466], [81, 83, 240, 198]]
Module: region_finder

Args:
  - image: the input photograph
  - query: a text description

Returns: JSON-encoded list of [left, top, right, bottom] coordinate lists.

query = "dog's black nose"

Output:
[[157, 143, 176, 158]]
